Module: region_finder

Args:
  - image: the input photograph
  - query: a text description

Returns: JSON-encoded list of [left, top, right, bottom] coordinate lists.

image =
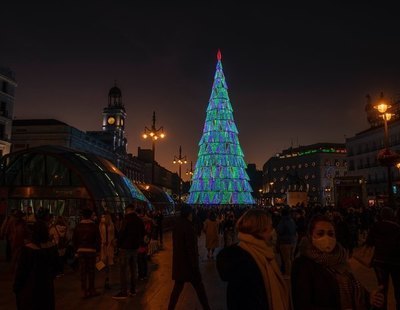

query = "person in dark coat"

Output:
[[13, 220, 59, 310], [73, 208, 101, 298], [366, 207, 400, 310], [217, 209, 289, 310], [276, 207, 297, 276], [113, 203, 145, 299], [168, 204, 210, 310], [292, 215, 384, 310]]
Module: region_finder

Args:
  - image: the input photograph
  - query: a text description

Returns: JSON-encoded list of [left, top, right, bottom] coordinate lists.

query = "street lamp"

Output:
[[173, 146, 187, 203], [186, 161, 194, 180], [258, 189, 263, 206], [374, 93, 397, 208], [142, 111, 165, 184]]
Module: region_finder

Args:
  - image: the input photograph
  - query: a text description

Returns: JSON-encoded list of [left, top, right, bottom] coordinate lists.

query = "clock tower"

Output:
[[102, 83, 127, 153]]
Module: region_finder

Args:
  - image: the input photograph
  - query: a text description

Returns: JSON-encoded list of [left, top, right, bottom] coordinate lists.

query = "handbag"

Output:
[[352, 245, 375, 268]]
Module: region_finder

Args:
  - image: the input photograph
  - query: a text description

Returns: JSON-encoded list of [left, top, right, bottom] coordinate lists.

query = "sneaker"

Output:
[[129, 289, 137, 296], [112, 292, 128, 300]]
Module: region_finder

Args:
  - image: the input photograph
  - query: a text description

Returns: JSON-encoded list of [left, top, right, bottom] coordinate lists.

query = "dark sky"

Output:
[[2, 2, 400, 179]]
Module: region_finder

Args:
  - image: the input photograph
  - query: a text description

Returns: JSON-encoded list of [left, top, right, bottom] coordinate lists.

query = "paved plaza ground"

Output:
[[0, 232, 396, 309]]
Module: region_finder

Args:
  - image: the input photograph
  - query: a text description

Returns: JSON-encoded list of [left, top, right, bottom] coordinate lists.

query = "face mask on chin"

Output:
[[312, 236, 336, 253]]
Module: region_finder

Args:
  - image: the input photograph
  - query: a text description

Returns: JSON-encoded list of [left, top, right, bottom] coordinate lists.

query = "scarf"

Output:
[[238, 232, 290, 310], [299, 237, 367, 310]]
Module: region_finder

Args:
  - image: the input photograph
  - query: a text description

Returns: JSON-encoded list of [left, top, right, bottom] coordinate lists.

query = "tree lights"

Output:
[[187, 51, 255, 205]]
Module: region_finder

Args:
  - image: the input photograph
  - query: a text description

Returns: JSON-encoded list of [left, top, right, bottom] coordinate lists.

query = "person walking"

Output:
[[292, 215, 384, 309], [73, 208, 101, 298], [113, 203, 145, 299], [216, 209, 289, 310], [366, 207, 400, 310], [168, 204, 211, 310], [203, 212, 219, 259], [13, 220, 59, 310], [6, 210, 29, 268], [99, 212, 115, 290], [49, 216, 69, 275], [276, 206, 297, 277], [154, 210, 164, 247], [223, 212, 235, 248]]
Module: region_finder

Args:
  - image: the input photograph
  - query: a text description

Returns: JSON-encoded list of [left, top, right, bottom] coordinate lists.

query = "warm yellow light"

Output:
[[149, 132, 154, 137], [154, 136, 158, 140], [142, 134, 148, 139], [145, 185, 150, 190], [396, 162, 400, 169], [184, 160, 187, 164], [374, 102, 391, 113], [173, 160, 176, 164], [258, 189, 263, 193], [160, 133, 165, 138], [385, 113, 393, 121]]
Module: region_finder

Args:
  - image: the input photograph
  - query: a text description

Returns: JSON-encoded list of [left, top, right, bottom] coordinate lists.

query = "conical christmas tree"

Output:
[[187, 50, 255, 205]]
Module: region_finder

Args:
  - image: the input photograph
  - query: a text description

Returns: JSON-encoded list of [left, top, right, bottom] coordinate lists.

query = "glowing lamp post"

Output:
[[173, 146, 187, 203], [374, 94, 398, 208], [142, 111, 165, 184]]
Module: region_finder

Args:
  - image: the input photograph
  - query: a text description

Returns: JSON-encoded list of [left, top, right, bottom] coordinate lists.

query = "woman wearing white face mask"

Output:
[[291, 215, 384, 310]]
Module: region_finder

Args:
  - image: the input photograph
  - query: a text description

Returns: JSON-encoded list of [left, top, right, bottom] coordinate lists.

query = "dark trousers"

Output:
[[374, 262, 400, 310], [78, 252, 96, 293], [119, 249, 138, 293], [168, 279, 210, 310], [158, 226, 163, 245], [137, 252, 148, 278]]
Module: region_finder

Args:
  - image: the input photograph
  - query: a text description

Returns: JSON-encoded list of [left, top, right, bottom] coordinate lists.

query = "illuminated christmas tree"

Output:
[[187, 50, 255, 205]]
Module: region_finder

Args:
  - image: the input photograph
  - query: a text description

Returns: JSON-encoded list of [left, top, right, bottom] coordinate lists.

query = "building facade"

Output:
[[262, 143, 347, 207], [346, 93, 400, 205], [0, 67, 17, 157]]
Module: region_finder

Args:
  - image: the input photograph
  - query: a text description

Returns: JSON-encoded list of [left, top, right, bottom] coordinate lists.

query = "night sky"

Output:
[[2, 2, 400, 179]]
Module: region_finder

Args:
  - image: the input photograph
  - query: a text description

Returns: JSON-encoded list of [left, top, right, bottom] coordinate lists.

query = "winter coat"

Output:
[[49, 224, 68, 256], [117, 212, 145, 250], [203, 219, 219, 249], [292, 255, 341, 309], [366, 220, 400, 265], [13, 242, 58, 310], [99, 222, 115, 265], [172, 217, 201, 282], [73, 220, 100, 253], [216, 245, 269, 310], [276, 215, 297, 245]]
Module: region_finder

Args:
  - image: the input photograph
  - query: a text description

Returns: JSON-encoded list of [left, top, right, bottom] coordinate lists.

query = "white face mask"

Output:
[[312, 236, 336, 253]]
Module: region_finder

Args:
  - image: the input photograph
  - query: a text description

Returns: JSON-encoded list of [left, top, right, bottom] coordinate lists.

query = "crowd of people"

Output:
[[0, 204, 164, 309], [170, 204, 400, 310], [1, 202, 400, 309]]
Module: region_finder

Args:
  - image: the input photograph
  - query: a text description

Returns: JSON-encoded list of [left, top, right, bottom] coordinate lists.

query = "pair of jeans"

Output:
[[137, 252, 148, 279], [78, 252, 96, 293], [374, 262, 400, 310], [119, 249, 138, 293], [279, 244, 294, 276]]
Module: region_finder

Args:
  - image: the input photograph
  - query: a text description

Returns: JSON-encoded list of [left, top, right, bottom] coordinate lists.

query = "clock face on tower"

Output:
[[107, 116, 115, 125]]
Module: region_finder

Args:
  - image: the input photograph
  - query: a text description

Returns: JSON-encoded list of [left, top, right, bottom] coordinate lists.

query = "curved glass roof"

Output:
[[0, 145, 151, 209]]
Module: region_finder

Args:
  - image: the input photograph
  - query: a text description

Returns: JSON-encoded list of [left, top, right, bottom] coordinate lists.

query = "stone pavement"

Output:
[[0, 233, 396, 309]]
